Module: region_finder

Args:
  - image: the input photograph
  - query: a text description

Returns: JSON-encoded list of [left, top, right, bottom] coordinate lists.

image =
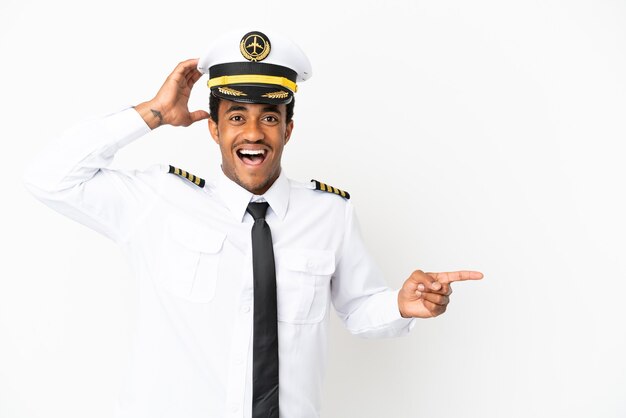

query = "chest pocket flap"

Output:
[[281, 249, 336, 275], [277, 249, 335, 323], [161, 215, 227, 303], [168, 216, 226, 253]]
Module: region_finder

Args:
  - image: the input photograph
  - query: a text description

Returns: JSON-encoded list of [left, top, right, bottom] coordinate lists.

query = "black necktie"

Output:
[[247, 202, 279, 418]]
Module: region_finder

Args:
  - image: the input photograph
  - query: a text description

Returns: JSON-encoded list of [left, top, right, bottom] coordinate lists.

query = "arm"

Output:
[[23, 59, 209, 242], [331, 203, 417, 338], [331, 203, 484, 338]]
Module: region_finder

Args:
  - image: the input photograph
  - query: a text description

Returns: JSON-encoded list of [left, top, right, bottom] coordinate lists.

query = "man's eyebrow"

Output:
[[225, 105, 248, 113], [262, 105, 281, 114], [224, 104, 282, 114]]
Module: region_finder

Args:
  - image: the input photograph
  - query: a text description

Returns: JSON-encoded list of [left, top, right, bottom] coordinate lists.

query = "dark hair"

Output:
[[209, 93, 295, 124]]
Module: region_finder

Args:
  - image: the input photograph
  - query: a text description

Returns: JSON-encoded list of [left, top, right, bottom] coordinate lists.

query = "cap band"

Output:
[[209, 62, 297, 81], [208, 75, 298, 93]]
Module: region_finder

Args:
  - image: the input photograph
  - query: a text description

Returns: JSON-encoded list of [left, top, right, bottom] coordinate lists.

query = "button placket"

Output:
[[224, 262, 253, 418]]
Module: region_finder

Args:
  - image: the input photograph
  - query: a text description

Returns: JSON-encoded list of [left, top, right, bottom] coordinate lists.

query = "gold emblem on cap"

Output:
[[218, 86, 247, 97], [262, 90, 289, 99], [240, 31, 271, 62]]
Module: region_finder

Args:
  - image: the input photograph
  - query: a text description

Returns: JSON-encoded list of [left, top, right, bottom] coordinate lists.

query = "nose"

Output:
[[242, 120, 265, 143]]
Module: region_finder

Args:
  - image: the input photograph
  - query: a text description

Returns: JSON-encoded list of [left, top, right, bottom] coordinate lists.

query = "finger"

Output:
[[428, 271, 483, 284], [419, 282, 451, 295], [422, 299, 446, 317], [176, 58, 200, 72], [437, 282, 452, 296], [409, 270, 442, 291], [187, 70, 204, 86], [184, 65, 203, 82], [189, 109, 210, 124], [421, 292, 449, 306], [184, 73, 202, 91], [171, 59, 201, 83]]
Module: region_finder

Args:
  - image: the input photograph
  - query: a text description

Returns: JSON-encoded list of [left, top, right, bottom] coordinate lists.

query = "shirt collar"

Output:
[[215, 166, 290, 222]]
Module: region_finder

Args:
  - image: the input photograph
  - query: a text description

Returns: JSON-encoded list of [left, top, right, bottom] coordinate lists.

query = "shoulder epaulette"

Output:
[[168, 165, 205, 188], [311, 179, 350, 199]]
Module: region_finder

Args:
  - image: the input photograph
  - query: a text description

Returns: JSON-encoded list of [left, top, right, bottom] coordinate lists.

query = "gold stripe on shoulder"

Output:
[[310, 179, 350, 200], [168, 165, 205, 188]]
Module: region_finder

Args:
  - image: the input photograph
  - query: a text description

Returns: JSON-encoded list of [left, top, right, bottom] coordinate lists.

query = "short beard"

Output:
[[227, 166, 281, 195]]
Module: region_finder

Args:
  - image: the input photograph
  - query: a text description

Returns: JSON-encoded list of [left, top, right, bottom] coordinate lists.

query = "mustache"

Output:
[[232, 140, 273, 150]]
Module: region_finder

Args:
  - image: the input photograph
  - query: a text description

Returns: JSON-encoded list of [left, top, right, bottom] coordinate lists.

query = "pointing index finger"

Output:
[[428, 271, 484, 284]]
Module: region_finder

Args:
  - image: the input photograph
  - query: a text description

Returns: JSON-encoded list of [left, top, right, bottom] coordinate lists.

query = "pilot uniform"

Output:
[[23, 30, 416, 418]]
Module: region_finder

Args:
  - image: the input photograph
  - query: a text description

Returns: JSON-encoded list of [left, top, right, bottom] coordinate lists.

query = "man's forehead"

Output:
[[220, 100, 284, 114]]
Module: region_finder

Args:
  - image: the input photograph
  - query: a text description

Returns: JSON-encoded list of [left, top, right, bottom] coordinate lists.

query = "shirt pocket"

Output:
[[157, 215, 227, 303], [276, 249, 335, 324]]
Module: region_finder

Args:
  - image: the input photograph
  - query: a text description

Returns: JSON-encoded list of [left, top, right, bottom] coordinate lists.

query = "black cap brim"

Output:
[[211, 84, 293, 105]]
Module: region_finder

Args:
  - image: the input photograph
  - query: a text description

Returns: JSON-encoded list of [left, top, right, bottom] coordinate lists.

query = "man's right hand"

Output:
[[398, 269, 483, 318], [134, 58, 210, 130]]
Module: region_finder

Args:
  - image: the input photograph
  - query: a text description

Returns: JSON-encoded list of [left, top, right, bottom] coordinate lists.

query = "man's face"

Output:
[[208, 99, 293, 195]]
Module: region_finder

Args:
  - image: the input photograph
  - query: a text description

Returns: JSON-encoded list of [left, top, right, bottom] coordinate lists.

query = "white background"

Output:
[[1, 0, 625, 417]]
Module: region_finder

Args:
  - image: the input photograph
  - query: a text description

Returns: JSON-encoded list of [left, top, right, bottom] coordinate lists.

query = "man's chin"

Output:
[[235, 174, 274, 195]]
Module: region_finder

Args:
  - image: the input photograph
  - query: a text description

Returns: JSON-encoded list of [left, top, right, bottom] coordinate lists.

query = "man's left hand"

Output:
[[398, 270, 483, 318]]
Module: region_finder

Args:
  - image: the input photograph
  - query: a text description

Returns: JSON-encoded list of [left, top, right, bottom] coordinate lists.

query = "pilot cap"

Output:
[[198, 30, 312, 105]]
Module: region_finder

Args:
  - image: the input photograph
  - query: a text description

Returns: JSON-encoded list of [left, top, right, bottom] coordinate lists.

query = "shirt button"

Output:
[[241, 305, 251, 313], [231, 404, 239, 412]]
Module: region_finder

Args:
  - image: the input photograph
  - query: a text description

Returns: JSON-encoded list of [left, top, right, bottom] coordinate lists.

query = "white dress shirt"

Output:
[[23, 107, 416, 418]]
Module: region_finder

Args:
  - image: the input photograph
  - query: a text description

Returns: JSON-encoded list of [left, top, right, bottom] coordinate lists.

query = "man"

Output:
[[24, 30, 482, 418]]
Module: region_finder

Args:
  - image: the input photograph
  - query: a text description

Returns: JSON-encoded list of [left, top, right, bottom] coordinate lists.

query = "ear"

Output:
[[284, 120, 294, 145], [208, 117, 220, 144]]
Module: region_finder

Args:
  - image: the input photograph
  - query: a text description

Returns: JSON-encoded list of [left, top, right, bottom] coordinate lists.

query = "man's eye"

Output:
[[264, 116, 278, 123], [230, 115, 243, 122]]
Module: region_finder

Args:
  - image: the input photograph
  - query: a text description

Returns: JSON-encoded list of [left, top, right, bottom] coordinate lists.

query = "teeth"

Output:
[[239, 149, 265, 156]]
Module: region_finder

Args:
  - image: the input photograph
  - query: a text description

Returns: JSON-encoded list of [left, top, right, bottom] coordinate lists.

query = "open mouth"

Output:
[[237, 148, 267, 166]]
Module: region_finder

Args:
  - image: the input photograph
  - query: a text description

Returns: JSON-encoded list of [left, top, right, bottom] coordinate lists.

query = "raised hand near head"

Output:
[[135, 59, 210, 129]]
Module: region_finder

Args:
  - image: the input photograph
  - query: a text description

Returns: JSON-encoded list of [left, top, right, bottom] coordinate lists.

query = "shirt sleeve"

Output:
[[331, 202, 417, 338], [23, 107, 157, 243]]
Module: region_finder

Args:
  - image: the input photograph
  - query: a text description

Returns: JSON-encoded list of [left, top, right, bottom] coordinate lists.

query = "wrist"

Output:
[[134, 101, 166, 130], [397, 289, 410, 318]]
